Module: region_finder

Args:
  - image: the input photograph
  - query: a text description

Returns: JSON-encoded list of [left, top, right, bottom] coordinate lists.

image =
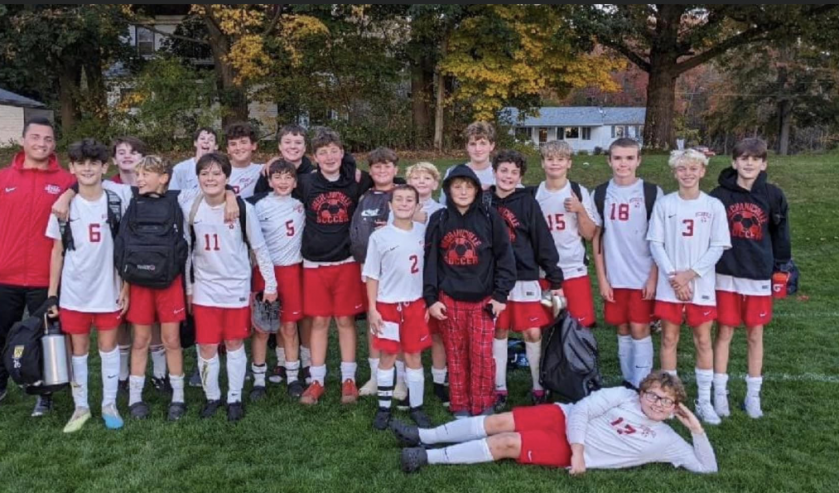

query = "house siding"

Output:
[[0, 105, 24, 148]]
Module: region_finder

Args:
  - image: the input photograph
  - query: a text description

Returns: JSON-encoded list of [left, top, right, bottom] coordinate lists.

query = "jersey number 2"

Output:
[[410, 254, 419, 274]]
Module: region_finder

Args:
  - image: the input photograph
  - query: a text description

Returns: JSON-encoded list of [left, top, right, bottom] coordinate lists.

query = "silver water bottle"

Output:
[[41, 315, 70, 386], [541, 290, 568, 318]]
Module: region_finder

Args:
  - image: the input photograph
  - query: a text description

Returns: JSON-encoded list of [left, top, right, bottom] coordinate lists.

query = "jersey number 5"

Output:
[[286, 220, 295, 237]]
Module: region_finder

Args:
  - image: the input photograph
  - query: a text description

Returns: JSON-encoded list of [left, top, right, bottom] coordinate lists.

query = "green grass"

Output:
[[1, 153, 838, 493]]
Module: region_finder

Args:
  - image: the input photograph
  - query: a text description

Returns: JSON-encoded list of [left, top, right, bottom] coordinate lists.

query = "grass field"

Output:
[[1, 152, 838, 493]]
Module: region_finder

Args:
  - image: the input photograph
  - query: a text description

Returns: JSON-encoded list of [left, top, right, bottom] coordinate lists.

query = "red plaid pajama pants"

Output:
[[438, 293, 496, 415]]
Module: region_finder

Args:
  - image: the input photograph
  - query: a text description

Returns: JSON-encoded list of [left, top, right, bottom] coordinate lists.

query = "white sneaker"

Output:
[[358, 377, 378, 396], [714, 392, 731, 418], [743, 396, 763, 419], [63, 407, 91, 433], [695, 399, 721, 425], [393, 379, 408, 401]]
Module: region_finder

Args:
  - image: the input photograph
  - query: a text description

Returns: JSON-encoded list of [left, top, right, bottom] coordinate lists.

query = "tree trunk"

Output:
[[83, 44, 108, 123], [411, 61, 433, 148], [640, 5, 682, 151], [777, 99, 792, 155], [58, 63, 81, 132], [433, 36, 448, 152], [204, 17, 248, 127]]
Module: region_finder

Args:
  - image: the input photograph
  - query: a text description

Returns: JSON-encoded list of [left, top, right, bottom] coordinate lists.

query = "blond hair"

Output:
[[668, 149, 709, 169], [639, 371, 688, 405], [540, 140, 573, 160], [135, 155, 173, 192], [405, 162, 441, 185]]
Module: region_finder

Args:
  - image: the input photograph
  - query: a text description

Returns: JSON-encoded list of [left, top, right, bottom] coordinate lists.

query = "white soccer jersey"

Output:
[[590, 179, 663, 289], [45, 187, 132, 313], [169, 158, 198, 191], [184, 199, 267, 308], [647, 192, 731, 306], [564, 387, 717, 473], [229, 163, 263, 199], [362, 224, 425, 303], [253, 194, 305, 267], [535, 181, 596, 280]]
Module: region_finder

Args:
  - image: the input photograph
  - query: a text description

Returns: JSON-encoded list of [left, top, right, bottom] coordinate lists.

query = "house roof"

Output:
[[501, 107, 646, 127], [0, 88, 46, 109]]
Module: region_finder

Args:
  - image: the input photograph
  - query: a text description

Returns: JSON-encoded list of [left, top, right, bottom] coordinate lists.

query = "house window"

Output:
[[565, 127, 580, 139], [137, 27, 155, 56], [515, 127, 530, 142], [582, 127, 591, 140], [538, 128, 549, 144], [556, 127, 564, 140], [612, 125, 627, 138]]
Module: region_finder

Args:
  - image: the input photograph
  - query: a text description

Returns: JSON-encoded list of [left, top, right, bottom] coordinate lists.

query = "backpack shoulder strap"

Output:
[[237, 196, 251, 250], [594, 182, 608, 225], [642, 181, 658, 222], [188, 193, 204, 251], [570, 181, 583, 202], [103, 189, 123, 239], [58, 219, 73, 254]]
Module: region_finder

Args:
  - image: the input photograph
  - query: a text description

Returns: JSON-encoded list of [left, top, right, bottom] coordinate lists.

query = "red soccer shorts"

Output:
[[540, 276, 596, 327], [716, 291, 773, 328], [514, 404, 572, 468], [604, 288, 654, 326], [60, 309, 122, 335], [192, 305, 250, 345], [372, 299, 432, 354], [303, 262, 366, 318], [654, 301, 717, 328], [496, 300, 551, 332], [127, 275, 186, 325], [252, 264, 304, 324]]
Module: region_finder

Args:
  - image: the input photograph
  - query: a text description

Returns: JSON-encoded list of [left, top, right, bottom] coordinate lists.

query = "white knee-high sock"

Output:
[[99, 347, 120, 407], [252, 363, 267, 387], [118, 344, 130, 381], [71, 354, 89, 409], [170, 374, 185, 404], [150, 344, 166, 379], [427, 439, 494, 465], [713, 373, 728, 395], [128, 375, 145, 406], [525, 340, 542, 391], [419, 416, 487, 444], [198, 354, 221, 401], [746, 375, 763, 399], [695, 368, 713, 404], [618, 335, 633, 382], [377, 366, 394, 409], [406, 367, 424, 409], [493, 338, 508, 392], [341, 362, 357, 383], [432, 367, 448, 385], [226, 346, 247, 403], [631, 336, 653, 387], [286, 360, 300, 383]]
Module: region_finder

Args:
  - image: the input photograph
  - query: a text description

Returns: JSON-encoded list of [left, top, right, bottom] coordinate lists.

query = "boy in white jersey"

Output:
[[170, 127, 219, 191], [45, 139, 132, 433], [248, 160, 306, 400], [364, 185, 433, 430], [393, 371, 716, 475], [406, 162, 449, 407], [223, 122, 264, 199], [648, 149, 730, 425], [534, 140, 597, 327], [591, 138, 663, 389], [439, 122, 496, 205], [185, 152, 277, 422]]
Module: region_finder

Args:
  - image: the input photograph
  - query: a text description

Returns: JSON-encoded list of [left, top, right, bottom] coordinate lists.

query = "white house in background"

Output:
[[0, 89, 54, 148], [501, 107, 646, 153]]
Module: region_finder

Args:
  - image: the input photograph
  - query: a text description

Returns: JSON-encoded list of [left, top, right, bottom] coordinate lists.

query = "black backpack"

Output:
[[350, 190, 392, 263], [539, 310, 603, 403], [2, 303, 68, 395], [593, 180, 658, 253], [115, 191, 189, 289], [59, 189, 123, 253]]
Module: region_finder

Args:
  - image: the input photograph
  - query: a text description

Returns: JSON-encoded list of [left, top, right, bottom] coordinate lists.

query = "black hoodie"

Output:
[[490, 186, 563, 288], [710, 168, 791, 280], [424, 165, 517, 306], [254, 155, 339, 195]]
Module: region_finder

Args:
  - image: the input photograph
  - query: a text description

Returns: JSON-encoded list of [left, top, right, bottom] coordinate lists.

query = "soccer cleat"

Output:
[[227, 402, 245, 422], [102, 403, 124, 430], [31, 394, 53, 417], [433, 383, 450, 408], [409, 407, 433, 428], [249, 385, 267, 403], [401, 447, 429, 474], [389, 419, 421, 447], [299, 381, 325, 405], [63, 407, 91, 433], [358, 377, 378, 397], [714, 392, 731, 418], [129, 401, 150, 420], [287, 380, 305, 398], [200, 399, 224, 419], [118, 379, 129, 395], [300, 366, 312, 386], [341, 379, 359, 404], [188, 367, 202, 388], [373, 407, 392, 431], [493, 391, 508, 413], [743, 396, 764, 419], [167, 402, 187, 422], [393, 379, 408, 401], [268, 365, 286, 385], [151, 376, 172, 394], [694, 400, 721, 425], [531, 390, 548, 405]]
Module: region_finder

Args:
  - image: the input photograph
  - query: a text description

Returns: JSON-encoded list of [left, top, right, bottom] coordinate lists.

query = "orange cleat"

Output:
[[341, 379, 359, 404], [300, 381, 325, 405]]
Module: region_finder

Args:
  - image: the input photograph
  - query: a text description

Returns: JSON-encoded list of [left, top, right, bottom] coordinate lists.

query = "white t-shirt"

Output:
[[45, 188, 132, 313], [253, 194, 305, 267], [535, 181, 596, 280], [421, 197, 445, 218], [362, 223, 425, 303], [565, 387, 717, 473], [169, 160, 262, 199], [647, 192, 731, 305], [184, 199, 267, 308], [590, 179, 663, 289], [169, 158, 197, 191], [439, 164, 495, 205]]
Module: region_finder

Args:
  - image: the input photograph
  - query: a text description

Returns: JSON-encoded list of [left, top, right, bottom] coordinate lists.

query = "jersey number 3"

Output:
[[682, 219, 694, 237]]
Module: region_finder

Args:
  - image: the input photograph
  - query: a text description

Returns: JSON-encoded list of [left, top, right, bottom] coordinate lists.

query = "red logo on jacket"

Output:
[[312, 192, 352, 225], [441, 230, 482, 266], [497, 206, 520, 243], [728, 203, 766, 240]]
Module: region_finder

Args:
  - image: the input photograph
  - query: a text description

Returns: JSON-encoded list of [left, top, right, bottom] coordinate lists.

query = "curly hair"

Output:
[[639, 370, 688, 405]]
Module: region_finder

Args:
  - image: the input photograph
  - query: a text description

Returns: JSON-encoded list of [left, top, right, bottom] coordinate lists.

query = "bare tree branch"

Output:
[[261, 4, 284, 37], [675, 27, 763, 74], [601, 38, 651, 72]]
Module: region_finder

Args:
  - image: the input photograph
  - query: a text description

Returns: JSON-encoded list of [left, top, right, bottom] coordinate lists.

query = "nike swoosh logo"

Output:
[[529, 317, 540, 322], [668, 214, 676, 218], [174, 308, 185, 314], [5, 187, 16, 193], [107, 375, 117, 380], [703, 311, 711, 316], [760, 312, 767, 318]]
